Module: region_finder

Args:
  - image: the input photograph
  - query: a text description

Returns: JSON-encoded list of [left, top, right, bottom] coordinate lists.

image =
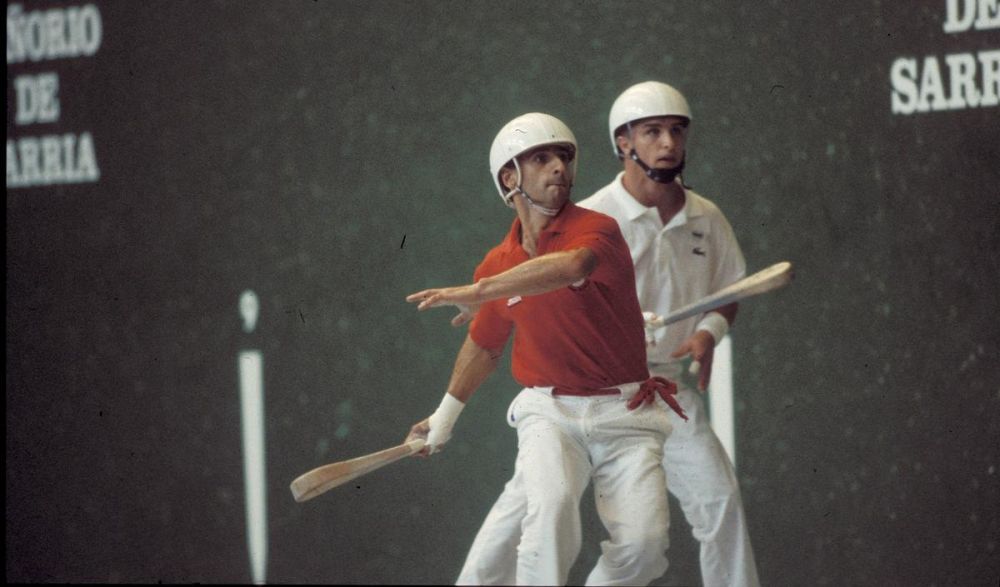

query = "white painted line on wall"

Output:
[[239, 349, 267, 585], [708, 334, 736, 468]]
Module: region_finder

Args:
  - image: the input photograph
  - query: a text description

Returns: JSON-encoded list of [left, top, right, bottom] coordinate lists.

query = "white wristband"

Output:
[[695, 312, 729, 346], [426, 393, 465, 453]]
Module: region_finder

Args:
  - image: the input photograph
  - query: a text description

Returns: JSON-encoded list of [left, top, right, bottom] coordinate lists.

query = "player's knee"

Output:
[[688, 488, 745, 540]]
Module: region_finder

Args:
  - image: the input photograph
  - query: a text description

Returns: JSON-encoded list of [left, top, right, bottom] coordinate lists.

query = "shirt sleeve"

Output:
[[710, 211, 747, 290]]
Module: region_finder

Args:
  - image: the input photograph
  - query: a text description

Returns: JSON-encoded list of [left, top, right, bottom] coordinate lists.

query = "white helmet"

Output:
[[489, 112, 578, 207], [608, 81, 692, 157]]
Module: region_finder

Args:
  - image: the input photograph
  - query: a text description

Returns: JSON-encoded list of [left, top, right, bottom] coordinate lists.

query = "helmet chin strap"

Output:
[[504, 159, 563, 217], [628, 149, 685, 184]]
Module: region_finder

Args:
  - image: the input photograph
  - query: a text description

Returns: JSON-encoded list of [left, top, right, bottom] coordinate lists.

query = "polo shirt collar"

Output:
[[685, 189, 706, 219], [610, 172, 706, 228], [609, 173, 652, 222]]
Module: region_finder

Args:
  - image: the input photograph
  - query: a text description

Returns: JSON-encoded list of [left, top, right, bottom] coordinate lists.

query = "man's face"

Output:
[[619, 116, 689, 170], [502, 144, 575, 207]]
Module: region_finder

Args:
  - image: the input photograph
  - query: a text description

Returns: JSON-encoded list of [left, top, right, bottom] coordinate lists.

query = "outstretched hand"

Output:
[[407, 285, 480, 326], [671, 330, 716, 392]]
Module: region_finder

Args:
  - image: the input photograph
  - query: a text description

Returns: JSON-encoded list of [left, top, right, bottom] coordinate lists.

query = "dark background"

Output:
[[7, 1, 999, 584]]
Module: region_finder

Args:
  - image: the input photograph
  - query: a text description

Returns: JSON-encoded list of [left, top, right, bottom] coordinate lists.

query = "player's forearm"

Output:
[[696, 302, 739, 347], [444, 334, 501, 403], [475, 247, 596, 301]]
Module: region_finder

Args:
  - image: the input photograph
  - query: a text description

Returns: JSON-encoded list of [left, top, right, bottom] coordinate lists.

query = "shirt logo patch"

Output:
[[507, 296, 523, 307]]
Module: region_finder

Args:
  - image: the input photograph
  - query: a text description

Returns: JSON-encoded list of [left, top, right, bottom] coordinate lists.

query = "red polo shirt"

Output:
[[469, 202, 649, 390]]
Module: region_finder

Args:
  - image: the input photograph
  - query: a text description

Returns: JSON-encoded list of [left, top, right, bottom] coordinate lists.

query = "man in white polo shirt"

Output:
[[579, 80, 760, 587], [457, 82, 760, 587]]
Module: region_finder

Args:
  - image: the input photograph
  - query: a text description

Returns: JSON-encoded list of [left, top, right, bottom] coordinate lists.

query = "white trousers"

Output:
[[457, 379, 760, 587], [465, 386, 671, 586]]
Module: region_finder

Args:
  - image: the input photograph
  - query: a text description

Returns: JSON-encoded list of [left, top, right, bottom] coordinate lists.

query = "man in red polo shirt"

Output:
[[404, 113, 685, 586]]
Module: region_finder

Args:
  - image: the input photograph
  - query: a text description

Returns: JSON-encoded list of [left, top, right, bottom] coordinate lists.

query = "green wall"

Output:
[[7, 1, 999, 584]]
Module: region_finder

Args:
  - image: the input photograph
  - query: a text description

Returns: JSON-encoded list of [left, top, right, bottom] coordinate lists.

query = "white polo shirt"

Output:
[[578, 172, 746, 370]]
